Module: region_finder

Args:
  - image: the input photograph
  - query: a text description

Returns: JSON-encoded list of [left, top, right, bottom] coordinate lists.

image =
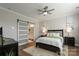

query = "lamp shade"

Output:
[[29, 24, 34, 28], [66, 24, 72, 33], [66, 27, 72, 33], [42, 26, 47, 35]]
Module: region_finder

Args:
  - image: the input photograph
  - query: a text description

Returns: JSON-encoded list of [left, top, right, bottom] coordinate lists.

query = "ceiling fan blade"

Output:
[[47, 12, 52, 14], [37, 9, 43, 12], [47, 9, 55, 12]]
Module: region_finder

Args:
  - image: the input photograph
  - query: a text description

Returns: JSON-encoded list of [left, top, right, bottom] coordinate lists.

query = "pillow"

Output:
[[47, 33, 53, 37], [50, 33, 53, 37], [52, 33, 60, 37], [47, 33, 50, 37]]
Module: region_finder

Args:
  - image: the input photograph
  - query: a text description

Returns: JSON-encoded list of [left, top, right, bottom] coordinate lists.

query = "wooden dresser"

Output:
[[0, 37, 18, 56]]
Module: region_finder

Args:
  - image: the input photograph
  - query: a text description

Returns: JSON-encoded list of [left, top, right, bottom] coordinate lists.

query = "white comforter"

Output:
[[36, 37, 64, 53]]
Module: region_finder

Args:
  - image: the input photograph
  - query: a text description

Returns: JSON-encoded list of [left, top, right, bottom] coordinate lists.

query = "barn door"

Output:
[[17, 19, 29, 46]]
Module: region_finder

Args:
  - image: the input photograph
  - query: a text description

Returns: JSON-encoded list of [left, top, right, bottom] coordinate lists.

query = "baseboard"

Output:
[[75, 44, 79, 47]]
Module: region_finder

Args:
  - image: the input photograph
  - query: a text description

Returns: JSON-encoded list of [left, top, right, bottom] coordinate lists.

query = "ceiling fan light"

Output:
[[43, 12, 47, 15]]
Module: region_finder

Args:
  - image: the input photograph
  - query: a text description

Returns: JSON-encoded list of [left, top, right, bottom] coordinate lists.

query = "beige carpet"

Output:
[[23, 46, 68, 56]]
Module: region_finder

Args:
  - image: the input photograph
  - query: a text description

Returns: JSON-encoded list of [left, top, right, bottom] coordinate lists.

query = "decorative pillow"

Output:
[[52, 33, 60, 37], [47, 33, 53, 37], [47, 33, 50, 37], [50, 33, 52, 37]]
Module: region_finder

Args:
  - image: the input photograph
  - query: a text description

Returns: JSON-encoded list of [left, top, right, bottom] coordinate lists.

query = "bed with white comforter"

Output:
[[36, 36, 64, 54]]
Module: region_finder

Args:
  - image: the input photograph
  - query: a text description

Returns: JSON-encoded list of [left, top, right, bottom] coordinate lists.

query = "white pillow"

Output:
[[47, 33, 53, 37], [50, 33, 52, 37], [47, 33, 50, 37], [52, 33, 60, 37]]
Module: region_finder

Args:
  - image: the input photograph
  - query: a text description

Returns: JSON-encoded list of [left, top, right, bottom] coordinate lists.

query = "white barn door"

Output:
[[17, 19, 29, 46]]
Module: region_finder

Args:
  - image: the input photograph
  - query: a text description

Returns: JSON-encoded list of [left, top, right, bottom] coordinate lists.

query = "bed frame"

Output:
[[36, 29, 63, 55]]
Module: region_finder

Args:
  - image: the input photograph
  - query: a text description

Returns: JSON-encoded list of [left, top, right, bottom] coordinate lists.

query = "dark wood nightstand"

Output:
[[64, 37, 75, 46]]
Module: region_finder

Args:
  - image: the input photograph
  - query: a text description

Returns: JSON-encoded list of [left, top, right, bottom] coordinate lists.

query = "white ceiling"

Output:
[[0, 3, 79, 21]]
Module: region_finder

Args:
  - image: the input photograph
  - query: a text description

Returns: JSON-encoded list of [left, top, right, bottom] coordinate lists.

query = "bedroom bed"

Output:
[[36, 30, 64, 55]]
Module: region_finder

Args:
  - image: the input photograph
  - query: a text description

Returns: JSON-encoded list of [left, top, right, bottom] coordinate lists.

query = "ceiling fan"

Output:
[[38, 6, 55, 16]]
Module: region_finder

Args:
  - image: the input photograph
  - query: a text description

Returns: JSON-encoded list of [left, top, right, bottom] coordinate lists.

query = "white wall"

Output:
[[39, 14, 79, 45], [0, 7, 40, 41]]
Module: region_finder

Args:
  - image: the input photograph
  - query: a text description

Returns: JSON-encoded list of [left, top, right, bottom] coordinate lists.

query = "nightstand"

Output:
[[64, 37, 75, 46]]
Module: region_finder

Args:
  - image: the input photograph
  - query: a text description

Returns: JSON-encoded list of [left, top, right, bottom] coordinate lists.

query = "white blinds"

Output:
[[18, 20, 29, 46]]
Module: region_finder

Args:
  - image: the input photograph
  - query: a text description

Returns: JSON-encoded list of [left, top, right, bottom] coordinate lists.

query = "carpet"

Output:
[[23, 46, 68, 56]]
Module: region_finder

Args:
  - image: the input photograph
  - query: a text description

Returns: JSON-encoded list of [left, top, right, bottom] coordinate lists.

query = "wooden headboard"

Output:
[[48, 29, 64, 37]]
